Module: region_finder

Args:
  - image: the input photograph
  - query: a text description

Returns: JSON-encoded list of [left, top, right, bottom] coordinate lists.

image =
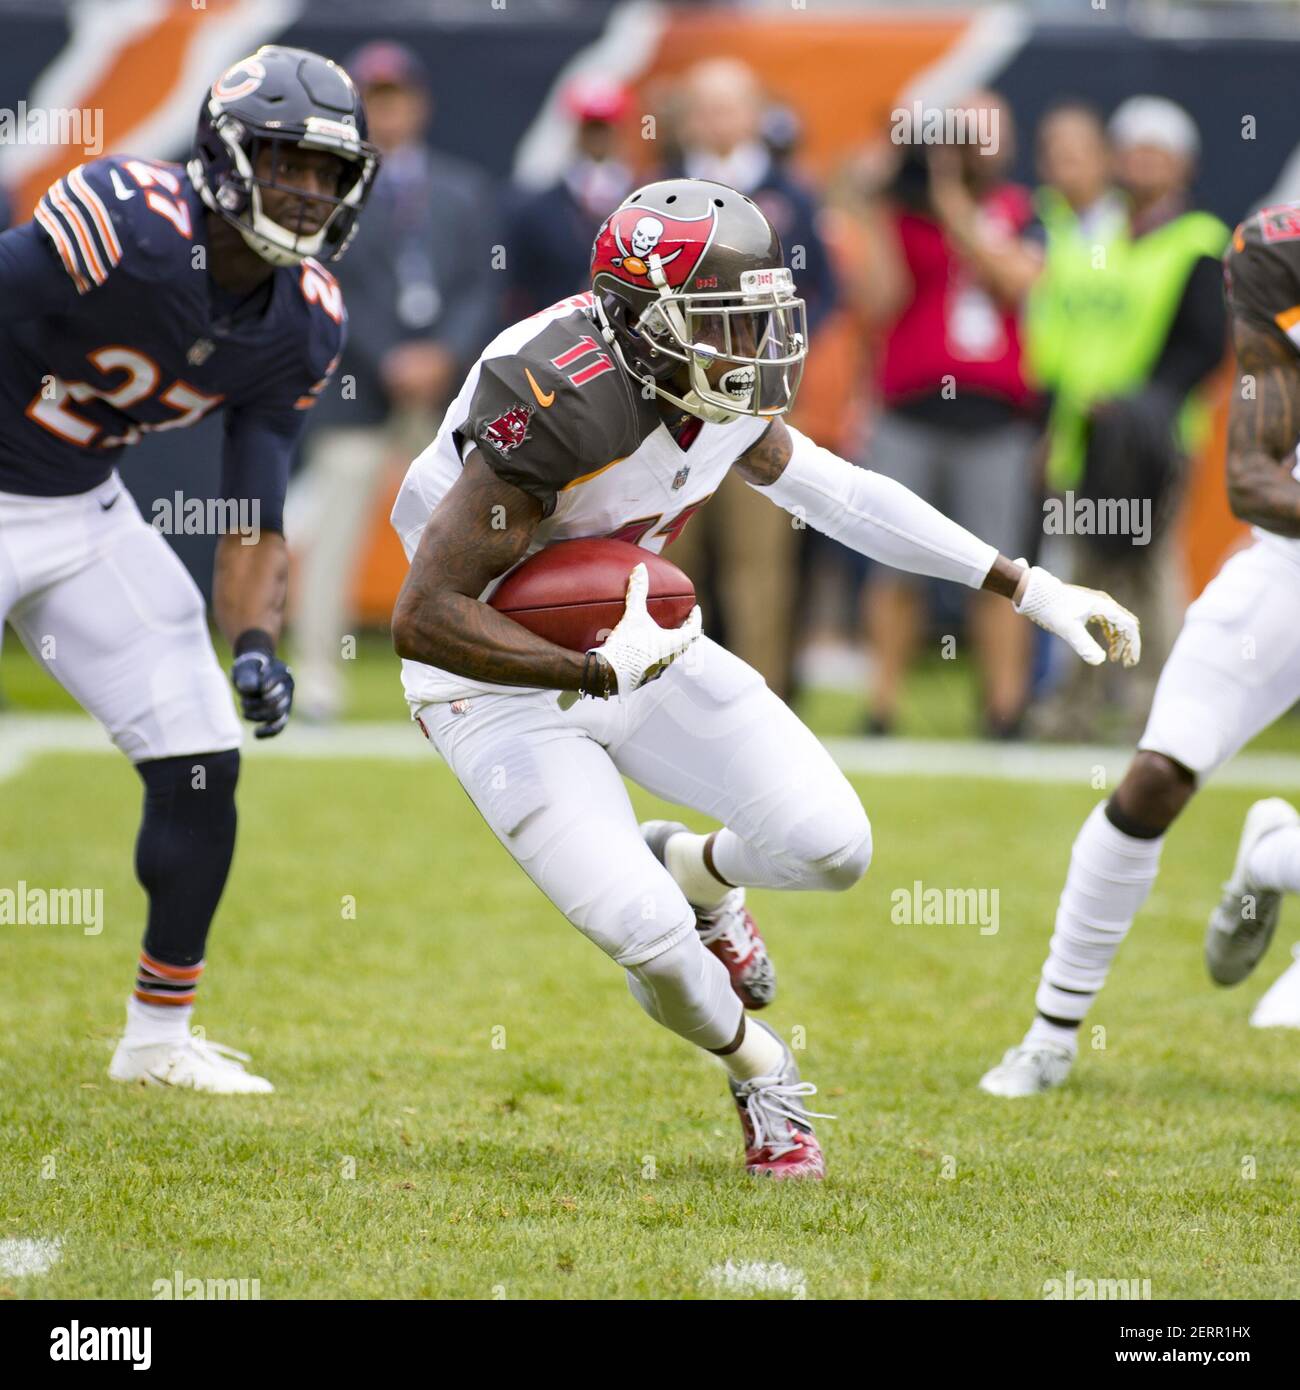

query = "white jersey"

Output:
[[391, 292, 768, 707]]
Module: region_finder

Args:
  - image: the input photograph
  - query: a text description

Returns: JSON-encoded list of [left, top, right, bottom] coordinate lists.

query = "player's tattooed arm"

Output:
[[734, 417, 793, 486], [214, 531, 289, 646], [1226, 316, 1300, 537], [392, 450, 598, 692]]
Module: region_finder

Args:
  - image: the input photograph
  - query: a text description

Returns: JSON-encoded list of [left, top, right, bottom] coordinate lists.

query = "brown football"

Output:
[[487, 538, 696, 653]]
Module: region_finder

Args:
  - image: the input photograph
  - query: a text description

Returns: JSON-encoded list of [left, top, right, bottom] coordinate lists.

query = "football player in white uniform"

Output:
[[980, 205, 1300, 1098], [391, 180, 1139, 1176]]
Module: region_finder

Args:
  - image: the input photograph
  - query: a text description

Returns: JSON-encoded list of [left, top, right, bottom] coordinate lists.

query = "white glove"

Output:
[[591, 562, 703, 697], [1012, 560, 1141, 668]]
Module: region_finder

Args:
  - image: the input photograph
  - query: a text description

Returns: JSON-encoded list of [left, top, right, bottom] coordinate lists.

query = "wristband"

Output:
[[234, 628, 276, 659], [579, 651, 614, 699]]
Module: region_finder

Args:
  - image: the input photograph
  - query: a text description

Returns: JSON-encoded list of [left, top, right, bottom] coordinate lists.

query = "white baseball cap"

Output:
[[1108, 95, 1200, 160]]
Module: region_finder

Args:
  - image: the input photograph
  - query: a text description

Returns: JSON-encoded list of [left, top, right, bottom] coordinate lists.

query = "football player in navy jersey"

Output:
[[0, 46, 378, 1091]]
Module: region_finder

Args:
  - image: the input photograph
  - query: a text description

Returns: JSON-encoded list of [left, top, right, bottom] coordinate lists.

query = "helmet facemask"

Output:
[[633, 261, 807, 422]]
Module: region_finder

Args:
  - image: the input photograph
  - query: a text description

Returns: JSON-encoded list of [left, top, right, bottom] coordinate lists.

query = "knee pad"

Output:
[[781, 803, 873, 892]]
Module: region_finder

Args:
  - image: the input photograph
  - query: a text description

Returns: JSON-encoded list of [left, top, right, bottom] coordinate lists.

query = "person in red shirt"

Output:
[[854, 91, 1045, 737]]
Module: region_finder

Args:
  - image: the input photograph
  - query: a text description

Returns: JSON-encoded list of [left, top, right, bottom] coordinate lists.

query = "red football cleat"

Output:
[[642, 820, 777, 1009], [728, 1019, 831, 1180], [698, 890, 776, 1011]]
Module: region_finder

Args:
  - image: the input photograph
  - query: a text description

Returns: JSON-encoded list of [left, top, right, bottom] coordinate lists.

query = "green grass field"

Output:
[[4, 712, 1300, 1299]]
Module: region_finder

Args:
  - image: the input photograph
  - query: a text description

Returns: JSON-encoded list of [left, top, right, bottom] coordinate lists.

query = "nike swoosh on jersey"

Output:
[[524, 368, 555, 408], [109, 169, 136, 201], [99, 491, 122, 510]]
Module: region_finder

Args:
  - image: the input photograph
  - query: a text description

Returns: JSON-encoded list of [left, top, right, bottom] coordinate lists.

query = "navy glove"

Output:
[[230, 632, 294, 739]]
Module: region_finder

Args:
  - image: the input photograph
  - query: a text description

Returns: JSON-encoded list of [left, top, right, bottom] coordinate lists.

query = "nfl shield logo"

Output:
[[187, 338, 215, 367], [672, 465, 690, 491]]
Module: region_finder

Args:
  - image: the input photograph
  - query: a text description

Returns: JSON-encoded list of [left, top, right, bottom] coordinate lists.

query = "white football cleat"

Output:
[[109, 1035, 274, 1094], [1250, 944, 1300, 1029], [978, 1042, 1074, 1097], [1206, 798, 1299, 987]]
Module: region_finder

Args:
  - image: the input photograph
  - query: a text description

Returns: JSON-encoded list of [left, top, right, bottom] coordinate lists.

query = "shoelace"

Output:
[[187, 1037, 253, 1069], [697, 893, 752, 956], [1007, 1044, 1069, 1068], [737, 1077, 834, 1160]]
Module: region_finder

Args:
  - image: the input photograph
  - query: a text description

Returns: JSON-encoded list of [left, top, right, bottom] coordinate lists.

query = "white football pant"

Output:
[[0, 474, 241, 762], [415, 637, 872, 974]]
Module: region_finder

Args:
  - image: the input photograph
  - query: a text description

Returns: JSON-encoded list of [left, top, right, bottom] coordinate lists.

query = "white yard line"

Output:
[[5, 712, 1300, 790], [0, 1236, 63, 1278]]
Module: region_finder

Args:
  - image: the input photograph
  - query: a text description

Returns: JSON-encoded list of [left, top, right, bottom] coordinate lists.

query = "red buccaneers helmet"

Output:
[[590, 179, 807, 422]]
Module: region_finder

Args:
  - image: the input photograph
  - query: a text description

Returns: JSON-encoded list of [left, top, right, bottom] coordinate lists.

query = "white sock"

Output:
[[1025, 1015, 1079, 1054], [710, 826, 791, 890], [1033, 802, 1164, 1026], [123, 995, 192, 1046], [664, 831, 729, 910], [1246, 825, 1300, 894], [722, 1017, 787, 1081]]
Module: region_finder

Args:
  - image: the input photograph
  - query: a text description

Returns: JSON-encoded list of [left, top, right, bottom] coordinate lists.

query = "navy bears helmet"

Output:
[[188, 44, 380, 268]]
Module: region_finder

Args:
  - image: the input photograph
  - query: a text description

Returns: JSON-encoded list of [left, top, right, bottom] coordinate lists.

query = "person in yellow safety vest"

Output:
[[1025, 96, 1229, 743]]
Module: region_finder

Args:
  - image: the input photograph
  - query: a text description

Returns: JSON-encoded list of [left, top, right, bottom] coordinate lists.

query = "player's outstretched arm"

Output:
[[737, 417, 1139, 666], [1225, 317, 1300, 537], [393, 451, 607, 694]]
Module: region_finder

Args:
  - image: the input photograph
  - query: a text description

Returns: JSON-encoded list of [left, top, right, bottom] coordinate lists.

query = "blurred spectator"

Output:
[[854, 92, 1043, 738], [1026, 95, 1229, 742], [288, 40, 499, 722], [760, 103, 803, 171], [664, 57, 837, 697], [505, 76, 637, 318]]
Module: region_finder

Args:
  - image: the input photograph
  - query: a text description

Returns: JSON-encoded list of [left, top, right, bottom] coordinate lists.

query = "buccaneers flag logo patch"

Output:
[[481, 401, 534, 455], [592, 205, 718, 288]]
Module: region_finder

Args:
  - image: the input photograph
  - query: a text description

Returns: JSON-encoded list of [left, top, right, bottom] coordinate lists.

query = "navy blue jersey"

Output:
[[0, 155, 346, 530]]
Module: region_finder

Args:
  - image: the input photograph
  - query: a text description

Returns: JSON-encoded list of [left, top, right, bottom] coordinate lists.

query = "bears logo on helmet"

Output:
[[212, 58, 267, 103]]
